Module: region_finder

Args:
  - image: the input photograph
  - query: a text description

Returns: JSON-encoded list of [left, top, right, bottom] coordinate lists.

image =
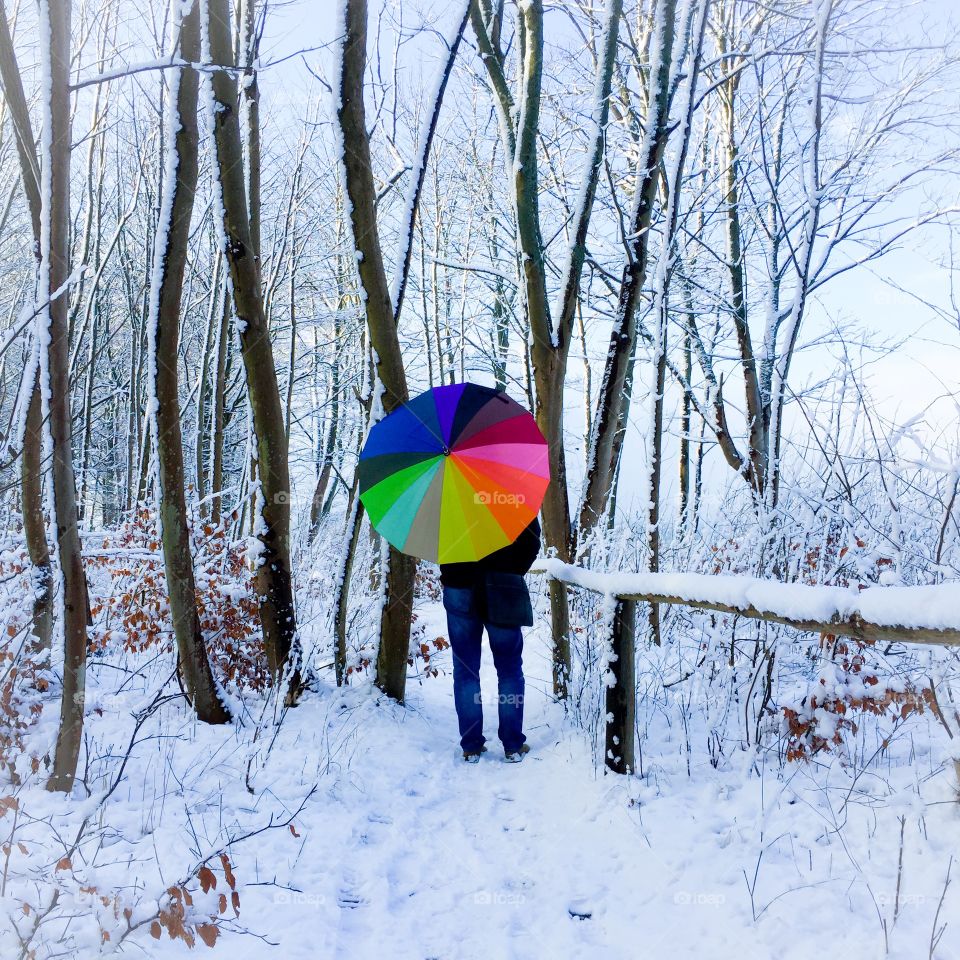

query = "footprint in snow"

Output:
[[567, 897, 595, 920], [337, 869, 370, 909], [337, 889, 367, 909], [358, 812, 394, 845]]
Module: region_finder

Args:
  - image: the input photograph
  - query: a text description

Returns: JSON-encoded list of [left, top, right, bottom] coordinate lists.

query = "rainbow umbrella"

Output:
[[358, 382, 549, 564]]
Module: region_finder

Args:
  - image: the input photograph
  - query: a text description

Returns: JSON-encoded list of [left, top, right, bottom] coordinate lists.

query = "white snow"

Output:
[[5, 593, 958, 959]]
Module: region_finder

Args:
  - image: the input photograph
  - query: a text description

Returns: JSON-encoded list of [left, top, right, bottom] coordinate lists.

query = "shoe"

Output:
[[503, 744, 530, 763], [463, 746, 488, 763]]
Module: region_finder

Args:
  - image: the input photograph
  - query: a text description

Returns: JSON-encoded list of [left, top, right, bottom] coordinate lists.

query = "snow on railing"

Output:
[[530, 559, 960, 775], [533, 559, 960, 647]]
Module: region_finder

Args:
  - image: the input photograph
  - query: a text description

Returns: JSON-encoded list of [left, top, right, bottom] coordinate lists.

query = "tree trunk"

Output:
[[240, 0, 261, 262], [472, 0, 574, 695], [42, 0, 90, 793], [643, 0, 709, 645], [333, 491, 364, 686], [207, 0, 301, 700], [0, 0, 52, 653], [195, 250, 222, 514], [679, 323, 692, 532], [719, 71, 766, 495], [605, 598, 636, 774], [337, 0, 418, 703], [645, 307, 667, 647], [308, 309, 341, 542], [22, 385, 52, 652], [577, 0, 676, 548], [209, 286, 231, 525], [470, 0, 622, 696], [149, 0, 229, 725], [284, 240, 298, 440], [391, 0, 470, 322]]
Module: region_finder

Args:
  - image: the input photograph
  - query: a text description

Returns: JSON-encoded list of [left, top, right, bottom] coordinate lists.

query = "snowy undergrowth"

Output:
[[3, 637, 958, 958], [1, 525, 959, 957]]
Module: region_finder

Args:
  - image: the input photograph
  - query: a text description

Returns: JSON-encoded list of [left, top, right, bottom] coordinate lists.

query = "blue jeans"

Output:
[[442, 586, 526, 754]]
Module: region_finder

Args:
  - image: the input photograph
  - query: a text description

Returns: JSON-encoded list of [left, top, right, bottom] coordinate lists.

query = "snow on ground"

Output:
[[6, 599, 960, 959]]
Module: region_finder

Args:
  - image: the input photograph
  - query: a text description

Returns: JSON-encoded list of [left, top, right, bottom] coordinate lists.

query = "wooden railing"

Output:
[[532, 560, 960, 775]]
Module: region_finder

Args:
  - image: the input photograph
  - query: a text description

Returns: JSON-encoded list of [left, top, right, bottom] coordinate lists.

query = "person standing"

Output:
[[439, 517, 541, 762]]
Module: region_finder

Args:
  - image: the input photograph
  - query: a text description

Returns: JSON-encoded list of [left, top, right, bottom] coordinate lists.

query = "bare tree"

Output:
[[40, 0, 90, 792], [206, 0, 301, 699], [470, 0, 623, 695], [335, 0, 467, 701], [147, 0, 229, 724], [0, 0, 52, 652], [577, 0, 678, 549]]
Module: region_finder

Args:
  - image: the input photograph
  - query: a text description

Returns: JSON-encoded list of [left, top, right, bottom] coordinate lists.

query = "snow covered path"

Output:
[[122, 606, 960, 960], [9, 598, 959, 958]]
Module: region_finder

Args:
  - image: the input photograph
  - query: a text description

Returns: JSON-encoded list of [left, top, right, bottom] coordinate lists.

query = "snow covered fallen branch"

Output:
[[534, 559, 960, 647]]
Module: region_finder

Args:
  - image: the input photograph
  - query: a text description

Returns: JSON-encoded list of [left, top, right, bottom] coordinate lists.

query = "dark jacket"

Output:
[[440, 518, 540, 627]]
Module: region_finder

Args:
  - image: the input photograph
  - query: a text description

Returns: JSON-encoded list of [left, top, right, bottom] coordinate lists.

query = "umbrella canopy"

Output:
[[358, 382, 549, 564]]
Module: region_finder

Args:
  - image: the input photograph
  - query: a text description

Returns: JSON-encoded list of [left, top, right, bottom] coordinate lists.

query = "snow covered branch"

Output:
[[537, 559, 960, 647]]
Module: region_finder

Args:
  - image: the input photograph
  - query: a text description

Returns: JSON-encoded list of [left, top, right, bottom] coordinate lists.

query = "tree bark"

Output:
[[391, 0, 470, 323], [577, 0, 677, 548], [22, 385, 52, 652], [472, 0, 571, 694], [42, 0, 90, 793], [308, 307, 342, 542], [0, 0, 52, 653], [605, 598, 636, 774], [337, 0, 414, 703], [209, 285, 231, 525], [207, 0, 301, 699], [149, 0, 229, 725], [240, 0, 261, 262], [679, 322, 692, 532], [470, 0, 622, 696], [643, 0, 709, 646], [195, 250, 222, 514], [718, 66, 766, 495]]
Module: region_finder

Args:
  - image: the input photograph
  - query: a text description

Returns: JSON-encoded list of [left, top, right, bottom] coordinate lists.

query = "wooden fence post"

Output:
[[605, 597, 636, 774]]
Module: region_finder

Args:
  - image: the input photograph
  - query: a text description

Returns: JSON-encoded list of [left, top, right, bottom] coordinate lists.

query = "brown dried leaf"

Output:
[[198, 866, 217, 893]]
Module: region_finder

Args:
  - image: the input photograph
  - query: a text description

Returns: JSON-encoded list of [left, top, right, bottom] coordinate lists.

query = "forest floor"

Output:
[[8, 599, 960, 959]]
